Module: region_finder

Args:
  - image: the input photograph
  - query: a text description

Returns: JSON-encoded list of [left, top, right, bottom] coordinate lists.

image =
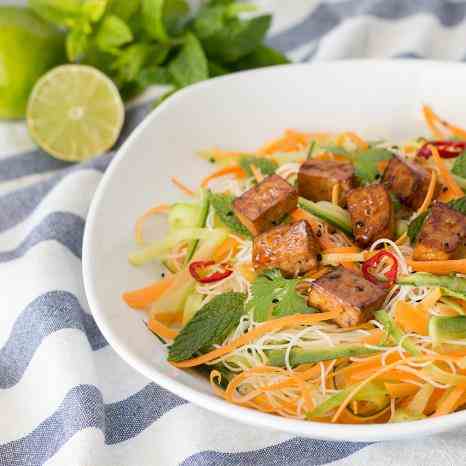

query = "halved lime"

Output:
[[27, 65, 125, 161]]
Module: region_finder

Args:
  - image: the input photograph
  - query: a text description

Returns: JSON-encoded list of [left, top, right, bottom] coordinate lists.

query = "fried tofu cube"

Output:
[[347, 184, 394, 248], [233, 174, 298, 236], [308, 266, 387, 327], [252, 220, 320, 277], [413, 202, 466, 261], [298, 159, 355, 203], [383, 157, 438, 210]]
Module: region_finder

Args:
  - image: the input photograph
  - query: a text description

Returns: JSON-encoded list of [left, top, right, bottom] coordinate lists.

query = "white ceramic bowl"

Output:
[[83, 60, 466, 442]]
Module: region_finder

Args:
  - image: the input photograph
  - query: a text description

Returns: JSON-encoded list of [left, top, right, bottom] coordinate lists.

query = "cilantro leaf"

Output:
[[168, 292, 246, 361], [96, 15, 133, 53], [168, 33, 208, 87], [452, 151, 466, 178], [238, 155, 278, 178], [247, 269, 315, 322], [201, 15, 272, 63], [209, 191, 252, 238], [354, 148, 393, 184]]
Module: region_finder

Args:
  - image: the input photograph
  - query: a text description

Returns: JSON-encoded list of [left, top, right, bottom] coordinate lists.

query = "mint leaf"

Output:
[[238, 155, 278, 178], [168, 33, 208, 87], [452, 151, 466, 178], [447, 196, 466, 215], [168, 292, 246, 361], [354, 148, 393, 184], [81, 0, 108, 22], [192, 5, 225, 39], [201, 15, 272, 63], [247, 269, 315, 322], [107, 0, 139, 21], [142, 0, 190, 42], [29, 0, 82, 27], [209, 192, 252, 239], [208, 61, 231, 77], [96, 15, 133, 53], [137, 65, 172, 86], [234, 45, 289, 70], [111, 42, 153, 84], [66, 27, 89, 61]]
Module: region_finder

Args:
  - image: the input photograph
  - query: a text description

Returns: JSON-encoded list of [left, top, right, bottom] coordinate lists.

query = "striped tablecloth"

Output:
[[2, 1, 466, 465]]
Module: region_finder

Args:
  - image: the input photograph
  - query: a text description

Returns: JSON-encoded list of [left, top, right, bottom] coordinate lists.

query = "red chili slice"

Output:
[[189, 260, 233, 283], [362, 250, 398, 288], [417, 140, 466, 159]]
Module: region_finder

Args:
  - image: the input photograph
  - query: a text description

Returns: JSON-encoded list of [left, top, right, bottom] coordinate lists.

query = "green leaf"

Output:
[[29, 0, 82, 27], [81, 0, 108, 22], [319, 145, 350, 157], [201, 15, 272, 63], [192, 5, 225, 39], [66, 28, 89, 61], [452, 151, 466, 178], [111, 42, 153, 84], [447, 195, 466, 215], [107, 0, 140, 21], [238, 155, 278, 178], [96, 15, 133, 53], [208, 61, 231, 77], [168, 292, 246, 361], [234, 45, 289, 70], [141, 0, 190, 42], [247, 269, 315, 322], [168, 33, 208, 87], [354, 148, 393, 184], [209, 192, 252, 238], [137, 65, 172, 86]]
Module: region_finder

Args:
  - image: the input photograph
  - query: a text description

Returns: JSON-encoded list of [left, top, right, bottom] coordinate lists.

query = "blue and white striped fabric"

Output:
[[3, 1, 466, 465]]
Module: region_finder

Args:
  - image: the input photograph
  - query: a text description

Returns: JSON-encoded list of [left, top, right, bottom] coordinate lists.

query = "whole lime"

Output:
[[0, 7, 65, 119]]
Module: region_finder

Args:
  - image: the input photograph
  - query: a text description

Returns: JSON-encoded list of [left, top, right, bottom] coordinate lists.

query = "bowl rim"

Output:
[[83, 59, 466, 441]]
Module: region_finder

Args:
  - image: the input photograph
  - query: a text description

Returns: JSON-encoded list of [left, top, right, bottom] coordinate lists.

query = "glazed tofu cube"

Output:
[[413, 202, 466, 261], [308, 266, 387, 327], [347, 184, 394, 248], [233, 174, 298, 236], [252, 220, 321, 277], [298, 159, 355, 203], [383, 157, 438, 210]]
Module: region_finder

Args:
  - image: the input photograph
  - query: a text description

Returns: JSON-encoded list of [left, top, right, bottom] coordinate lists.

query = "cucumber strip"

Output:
[[429, 315, 466, 344], [390, 408, 426, 423], [129, 227, 223, 266], [398, 273, 466, 296], [162, 259, 178, 274], [182, 292, 204, 325], [185, 188, 210, 263], [374, 310, 421, 356], [298, 197, 353, 235], [267, 344, 381, 368], [310, 382, 389, 418], [169, 203, 200, 230]]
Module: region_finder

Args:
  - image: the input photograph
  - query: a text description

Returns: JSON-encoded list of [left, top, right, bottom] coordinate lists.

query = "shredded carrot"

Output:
[[395, 232, 408, 245], [422, 105, 466, 140], [200, 165, 245, 188], [148, 315, 179, 340], [431, 146, 463, 200], [331, 183, 340, 206], [417, 170, 437, 214], [250, 164, 264, 183], [433, 386, 466, 417], [394, 301, 429, 336], [335, 132, 369, 150], [171, 176, 196, 196], [407, 258, 466, 275], [332, 358, 417, 422], [154, 310, 183, 325], [134, 203, 170, 245], [122, 276, 175, 310], [323, 246, 360, 254], [418, 287, 442, 314], [305, 266, 330, 279], [171, 311, 340, 368], [258, 129, 315, 155], [422, 105, 446, 139], [385, 382, 419, 398], [209, 370, 227, 397], [212, 237, 239, 262]]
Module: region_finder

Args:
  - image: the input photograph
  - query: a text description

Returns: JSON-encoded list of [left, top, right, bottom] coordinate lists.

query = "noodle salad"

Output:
[[123, 105, 466, 424]]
